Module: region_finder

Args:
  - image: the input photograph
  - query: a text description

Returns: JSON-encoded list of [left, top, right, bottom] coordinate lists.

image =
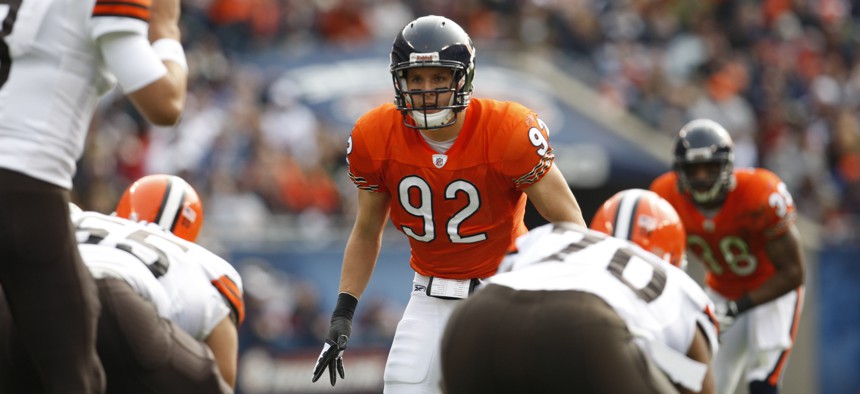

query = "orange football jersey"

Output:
[[347, 98, 554, 279], [650, 168, 796, 299]]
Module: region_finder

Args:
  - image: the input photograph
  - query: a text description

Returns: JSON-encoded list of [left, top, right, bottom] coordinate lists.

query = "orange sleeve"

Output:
[[494, 103, 554, 190], [93, 0, 152, 21], [346, 111, 388, 193]]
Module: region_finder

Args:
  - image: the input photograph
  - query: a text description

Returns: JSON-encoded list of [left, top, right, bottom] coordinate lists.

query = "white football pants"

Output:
[[383, 273, 462, 394], [707, 287, 804, 394]]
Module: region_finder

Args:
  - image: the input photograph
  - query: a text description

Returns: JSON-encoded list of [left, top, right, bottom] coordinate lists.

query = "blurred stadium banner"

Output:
[[230, 246, 411, 394], [238, 348, 388, 393]]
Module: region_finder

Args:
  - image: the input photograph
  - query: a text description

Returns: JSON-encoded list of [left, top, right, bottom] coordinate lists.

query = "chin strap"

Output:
[[410, 108, 455, 128]]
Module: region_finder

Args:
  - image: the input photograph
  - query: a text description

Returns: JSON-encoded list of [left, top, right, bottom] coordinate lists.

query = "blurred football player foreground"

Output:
[[1, 175, 241, 393], [441, 189, 718, 394], [0, 0, 187, 392]]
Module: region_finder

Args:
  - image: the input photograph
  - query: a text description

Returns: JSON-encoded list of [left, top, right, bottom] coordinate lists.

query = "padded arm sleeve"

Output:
[[99, 32, 167, 93]]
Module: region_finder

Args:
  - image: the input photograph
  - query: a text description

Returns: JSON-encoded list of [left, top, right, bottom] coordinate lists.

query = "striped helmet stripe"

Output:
[[155, 178, 186, 232], [612, 188, 644, 241]]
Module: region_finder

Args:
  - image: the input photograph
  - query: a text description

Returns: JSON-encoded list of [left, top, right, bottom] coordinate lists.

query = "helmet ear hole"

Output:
[[116, 175, 204, 242]]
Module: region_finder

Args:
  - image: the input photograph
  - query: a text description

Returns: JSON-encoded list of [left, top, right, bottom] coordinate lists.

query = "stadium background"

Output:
[[71, 1, 859, 393]]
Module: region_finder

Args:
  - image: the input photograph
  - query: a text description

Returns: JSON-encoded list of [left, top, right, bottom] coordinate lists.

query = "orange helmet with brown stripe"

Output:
[[591, 189, 687, 269], [116, 174, 204, 242]]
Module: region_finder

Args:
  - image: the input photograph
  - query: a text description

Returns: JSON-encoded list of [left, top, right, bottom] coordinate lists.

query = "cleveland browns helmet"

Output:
[[591, 189, 687, 268], [115, 174, 204, 242], [390, 15, 476, 129], [673, 119, 736, 205]]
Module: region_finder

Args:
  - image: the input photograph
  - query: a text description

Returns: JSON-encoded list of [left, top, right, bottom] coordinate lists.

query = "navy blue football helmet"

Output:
[[390, 16, 476, 129], [672, 119, 736, 205]]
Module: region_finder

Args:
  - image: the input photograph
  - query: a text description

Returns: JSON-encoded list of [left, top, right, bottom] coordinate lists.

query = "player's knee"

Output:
[[749, 380, 778, 394]]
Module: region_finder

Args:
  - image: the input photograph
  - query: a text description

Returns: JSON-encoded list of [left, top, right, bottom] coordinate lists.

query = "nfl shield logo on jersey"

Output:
[[432, 154, 448, 169]]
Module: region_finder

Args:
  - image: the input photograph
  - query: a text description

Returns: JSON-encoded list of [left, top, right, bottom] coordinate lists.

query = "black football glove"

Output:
[[312, 293, 357, 386], [312, 316, 350, 386]]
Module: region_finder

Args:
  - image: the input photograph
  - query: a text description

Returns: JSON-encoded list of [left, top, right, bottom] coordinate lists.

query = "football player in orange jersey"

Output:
[[650, 119, 805, 394], [311, 15, 586, 392]]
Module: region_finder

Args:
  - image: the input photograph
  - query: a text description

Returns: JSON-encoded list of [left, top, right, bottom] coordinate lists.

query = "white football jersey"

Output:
[[73, 211, 244, 340], [490, 223, 718, 391], [0, 0, 148, 188]]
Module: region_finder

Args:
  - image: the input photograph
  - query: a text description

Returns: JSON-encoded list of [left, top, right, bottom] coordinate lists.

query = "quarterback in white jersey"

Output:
[[0, 0, 187, 392], [0, 0, 188, 188]]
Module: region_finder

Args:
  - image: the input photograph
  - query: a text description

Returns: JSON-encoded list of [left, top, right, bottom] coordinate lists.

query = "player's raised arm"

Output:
[[98, 0, 188, 125]]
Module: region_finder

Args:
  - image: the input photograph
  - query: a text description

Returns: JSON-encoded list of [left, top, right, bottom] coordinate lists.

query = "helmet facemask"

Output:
[[675, 155, 735, 205], [392, 59, 471, 129]]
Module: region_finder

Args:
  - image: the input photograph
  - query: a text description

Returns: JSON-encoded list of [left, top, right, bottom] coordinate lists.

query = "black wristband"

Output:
[[332, 292, 358, 321], [734, 294, 754, 315]]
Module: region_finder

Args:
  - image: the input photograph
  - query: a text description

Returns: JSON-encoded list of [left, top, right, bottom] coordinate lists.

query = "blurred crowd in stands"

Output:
[[236, 257, 403, 354], [73, 0, 860, 245], [71, 0, 860, 365]]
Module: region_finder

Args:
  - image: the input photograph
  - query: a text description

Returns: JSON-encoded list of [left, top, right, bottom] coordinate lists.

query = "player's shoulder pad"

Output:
[[353, 103, 399, 137], [484, 100, 550, 167], [649, 171, 677, 196], [483, 99, 541, 138], [350, 103, 399, 152], [733, 168, 785, 200], [669, 264, 712, 307]]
